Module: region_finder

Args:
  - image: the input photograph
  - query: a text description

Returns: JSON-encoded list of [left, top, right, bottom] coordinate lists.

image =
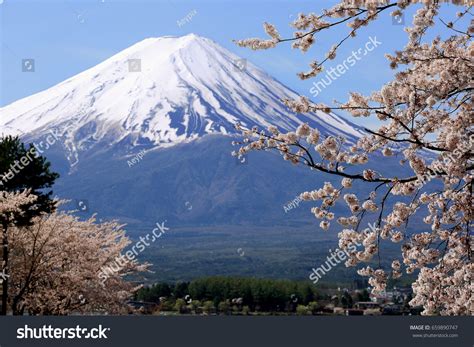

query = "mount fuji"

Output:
[[1, 34, 363, 166], [0, 34, 375, 228]]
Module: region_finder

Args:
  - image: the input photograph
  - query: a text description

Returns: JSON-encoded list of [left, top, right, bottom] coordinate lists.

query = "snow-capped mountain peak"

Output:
[[0, 34, 363, 165]]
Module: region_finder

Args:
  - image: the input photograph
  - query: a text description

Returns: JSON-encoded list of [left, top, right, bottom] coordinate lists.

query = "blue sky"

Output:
[[0, 0, 464, 128]]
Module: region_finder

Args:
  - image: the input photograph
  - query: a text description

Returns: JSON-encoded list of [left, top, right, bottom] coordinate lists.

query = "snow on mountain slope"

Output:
[[0, 34, 364, 166]]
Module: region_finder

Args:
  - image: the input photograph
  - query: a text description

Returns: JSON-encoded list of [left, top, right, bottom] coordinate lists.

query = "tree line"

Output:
[[136, 276, 336, 314]]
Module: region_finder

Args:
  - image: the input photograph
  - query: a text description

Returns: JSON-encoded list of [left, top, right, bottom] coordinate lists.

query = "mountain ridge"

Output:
[[0, 34, 397, 228], [0, 34, 364, 168]]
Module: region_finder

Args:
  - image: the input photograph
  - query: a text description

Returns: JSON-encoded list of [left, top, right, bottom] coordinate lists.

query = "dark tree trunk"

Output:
[[1, 222, 8, 315]]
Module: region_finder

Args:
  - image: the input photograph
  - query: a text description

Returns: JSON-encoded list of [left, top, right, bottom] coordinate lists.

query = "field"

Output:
[[129, 225, 406, 285]]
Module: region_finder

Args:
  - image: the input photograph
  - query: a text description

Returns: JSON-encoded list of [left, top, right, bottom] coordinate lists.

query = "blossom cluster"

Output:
[[1, 192, 148, 315], [233, 0, 473, 315]]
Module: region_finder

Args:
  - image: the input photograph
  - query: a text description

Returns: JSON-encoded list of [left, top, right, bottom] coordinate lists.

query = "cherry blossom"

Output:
[[233, 0, 473, 315], [2, 193, 148, 315]]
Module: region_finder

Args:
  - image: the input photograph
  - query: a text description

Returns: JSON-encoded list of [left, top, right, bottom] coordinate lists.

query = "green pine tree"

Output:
[[0, 135, 59, 315]]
